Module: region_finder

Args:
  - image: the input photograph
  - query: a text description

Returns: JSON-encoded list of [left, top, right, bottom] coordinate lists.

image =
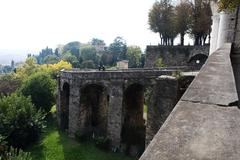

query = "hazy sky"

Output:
[[0, 0, 168, 53]]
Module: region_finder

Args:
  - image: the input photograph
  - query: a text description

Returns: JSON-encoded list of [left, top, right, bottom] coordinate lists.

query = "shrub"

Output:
[[0, 146, 32, 160], [0, 74, 21, 95], [0, 93, 46, 148], [171, 71, 182, 79], [21, 72, 56, 113], [80, 60, 96, 69], [154, 58, 165, 68]]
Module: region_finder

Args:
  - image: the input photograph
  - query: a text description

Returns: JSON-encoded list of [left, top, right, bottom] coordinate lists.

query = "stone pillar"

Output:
[[210, 15, 220, 54], [233, 7, 240, 53], [107, 80, 123, 150], [217, 11, 237, 49], [210, 1, 220, 55], [56, 76, 61, 127], [68, 82, 80, 137], [145, 76, 178, 147], [232, 7, 240, 103], [231, 54, 240, 103]]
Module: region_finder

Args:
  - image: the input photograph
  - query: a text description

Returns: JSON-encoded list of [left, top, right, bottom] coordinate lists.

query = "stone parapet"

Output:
[[140, 43, 240, 160]]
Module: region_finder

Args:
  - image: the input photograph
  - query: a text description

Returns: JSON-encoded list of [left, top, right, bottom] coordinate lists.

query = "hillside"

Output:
[[0, 49, 32, 65]]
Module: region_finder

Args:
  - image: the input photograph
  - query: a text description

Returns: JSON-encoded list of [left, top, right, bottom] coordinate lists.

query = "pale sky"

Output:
[[0, 0, 163, 53], [0, 0, 192, 55]]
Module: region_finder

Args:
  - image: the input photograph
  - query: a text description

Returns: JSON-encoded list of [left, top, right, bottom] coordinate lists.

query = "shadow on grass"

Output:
[[27, 113, 135, 160], [26, 113, 58, 160]]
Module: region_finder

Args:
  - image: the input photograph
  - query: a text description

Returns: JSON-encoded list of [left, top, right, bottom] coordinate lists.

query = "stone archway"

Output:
[[60, 82, 70, 131], [188, 54, 208, 70], [79, 84, 109, 138], [121, 83, 146, 157]]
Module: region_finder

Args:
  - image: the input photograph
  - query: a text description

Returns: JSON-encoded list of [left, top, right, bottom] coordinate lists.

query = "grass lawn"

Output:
[[27, 113, 135, 160]]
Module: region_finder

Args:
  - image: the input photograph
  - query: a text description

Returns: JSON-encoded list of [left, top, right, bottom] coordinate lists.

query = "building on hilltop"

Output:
[[116, 60, 128, 69]]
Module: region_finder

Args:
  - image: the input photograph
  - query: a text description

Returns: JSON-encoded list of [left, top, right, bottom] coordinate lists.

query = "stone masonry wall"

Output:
[[146, 76, 178, 146], [145, 45, 209, 69], [57, 69, 193, 154], [140, 44, 240, 160], [232, 8, 240, 102]]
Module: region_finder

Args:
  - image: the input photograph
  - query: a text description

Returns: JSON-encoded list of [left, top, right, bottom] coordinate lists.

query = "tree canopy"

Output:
[[108, 37, 127, 63], [126, 46, 142, 68], [148, 0, 177, 45], [148, 0, 212, 46], [218, 0, 240, 11], [189, 0, 212, 45], [21, 72, 56, 113], [175, 1, 192, 45]]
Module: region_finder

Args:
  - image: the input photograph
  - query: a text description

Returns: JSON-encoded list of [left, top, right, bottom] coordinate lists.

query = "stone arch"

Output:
[[124, 80, 146, 90], [81, 81, 111, 96], [121, 83, 146, 156], [79, 83, 109, 138], [60, 82, 70, 131], [188, 54, 208, 69]]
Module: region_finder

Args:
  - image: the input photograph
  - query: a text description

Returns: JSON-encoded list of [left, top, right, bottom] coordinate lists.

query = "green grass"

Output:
[[27, 114, 135, 160]]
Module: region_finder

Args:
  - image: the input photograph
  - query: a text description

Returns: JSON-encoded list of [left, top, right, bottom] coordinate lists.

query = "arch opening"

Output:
[[121, 83, 146, 157], [60, 82, 70, 131], [188, 54, 208, 70], [80, 84, 109, 138]]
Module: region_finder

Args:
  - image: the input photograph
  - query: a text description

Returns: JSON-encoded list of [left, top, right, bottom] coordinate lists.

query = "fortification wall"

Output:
[[144, 45, 209, 70], [140, 43, 240, 160]]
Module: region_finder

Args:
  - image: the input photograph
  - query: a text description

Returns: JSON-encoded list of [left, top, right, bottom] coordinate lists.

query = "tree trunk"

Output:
[[194, 35, 200, 46], [180, 33, 184, 46], [159, 33, 162, 45]]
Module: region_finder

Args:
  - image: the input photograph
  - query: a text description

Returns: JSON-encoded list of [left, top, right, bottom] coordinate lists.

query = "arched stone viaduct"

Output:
[[57, 68, 193, 156]]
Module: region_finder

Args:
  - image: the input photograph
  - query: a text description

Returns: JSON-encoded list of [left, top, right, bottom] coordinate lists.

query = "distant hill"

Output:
[[0, 49, 37, 65]]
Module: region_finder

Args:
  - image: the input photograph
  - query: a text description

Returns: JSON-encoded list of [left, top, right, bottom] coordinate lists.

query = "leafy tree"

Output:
[[175, 1, 192, 45], [16, 57, 39, 80], [61, 51, 79, 68], [90, 38, 106, 53], [80, 60, 96, 69], [189, 0, 212, 45], [2, 65, 12, 73], [148, 0, 177, 45], [0, 93, 45, 148], [218, 0, 240, 11], [39, 60, 72, 78], [62, 41, 81, 59], [0, 74, 21, 95], [140, 54, 146, 68], [90, 38, 105, 46], [126, 46, 142, 68], [21, 72, 56, 113], [36, 47, 54, 64], [80, 45, 98, 64], [100, 52, 113, 66], [55, 44, 64, 57], [108, 37, 127, 64], [43, 54, 59, 64]]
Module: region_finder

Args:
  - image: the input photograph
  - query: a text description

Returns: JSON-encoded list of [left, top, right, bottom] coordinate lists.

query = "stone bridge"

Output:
[[57, 68, 194, 156]]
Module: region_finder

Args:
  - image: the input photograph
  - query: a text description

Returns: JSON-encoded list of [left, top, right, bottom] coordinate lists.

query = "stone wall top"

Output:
[[60, 67, 189, 80], [140, 43, 240, 160]]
